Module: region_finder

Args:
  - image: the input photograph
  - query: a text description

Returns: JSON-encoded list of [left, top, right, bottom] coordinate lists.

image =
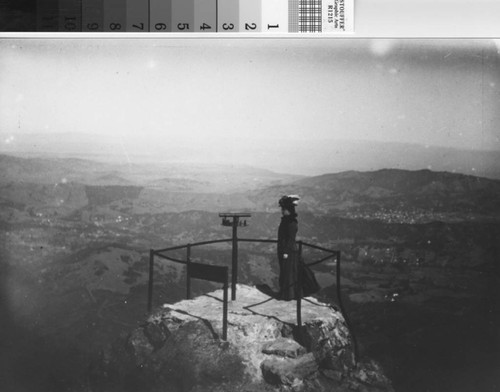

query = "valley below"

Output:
[[0, 154, 499, 392]]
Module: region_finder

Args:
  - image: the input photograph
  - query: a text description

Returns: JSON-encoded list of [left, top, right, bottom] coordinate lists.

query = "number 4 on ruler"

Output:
[[194, 0, 216, 32]]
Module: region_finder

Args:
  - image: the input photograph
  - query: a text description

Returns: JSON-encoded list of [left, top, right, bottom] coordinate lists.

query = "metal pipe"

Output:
[[188, 238, 233, 247], [231, 218, 238, 300], [300, 241, 338, 254], [154, 243, 192, 252], [238, 238, 278, 244], [306, 254, 335, 267], [297, 241, 303, 328], [154, 253, 187, 264], [157, 239, 338, 253], [155, 238, 232, 253], [222, 272, 228, 340]]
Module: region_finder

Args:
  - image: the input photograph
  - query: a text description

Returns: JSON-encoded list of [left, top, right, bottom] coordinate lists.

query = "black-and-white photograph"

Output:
[[0, 38, 499, 392]]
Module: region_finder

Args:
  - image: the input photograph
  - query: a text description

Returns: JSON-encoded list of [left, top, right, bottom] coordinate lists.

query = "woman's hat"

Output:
[[278, 195, 300, 209]]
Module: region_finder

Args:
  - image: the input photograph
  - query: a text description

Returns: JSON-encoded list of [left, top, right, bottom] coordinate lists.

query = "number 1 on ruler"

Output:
[[262, 0, 287, 32]]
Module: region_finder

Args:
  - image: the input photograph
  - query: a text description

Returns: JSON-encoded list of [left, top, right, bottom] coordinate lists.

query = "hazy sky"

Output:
[[1, 39, 499, 160]]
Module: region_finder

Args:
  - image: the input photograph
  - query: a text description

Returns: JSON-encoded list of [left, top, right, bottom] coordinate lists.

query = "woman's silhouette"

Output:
[[277, 195, 300, 300]]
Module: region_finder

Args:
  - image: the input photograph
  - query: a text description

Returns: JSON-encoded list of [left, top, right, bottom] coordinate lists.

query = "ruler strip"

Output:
[[127, 0, 149, 32], [59, 0, 82, 32], [171, 0, 194, 32], [239, 0, 262, 33], [37, 0, 59, 31], [82, 0, 103, 32], [194, 0, 216, 33], [150, 0, 172, 32], [217, 0, 239, 33], [262, 0, 288, 33], [5, 0, 354, 32], [103, 0, 126, 32]]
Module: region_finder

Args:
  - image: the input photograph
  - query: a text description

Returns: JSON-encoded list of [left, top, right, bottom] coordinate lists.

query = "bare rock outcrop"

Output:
[[90, 284, 393, 392]]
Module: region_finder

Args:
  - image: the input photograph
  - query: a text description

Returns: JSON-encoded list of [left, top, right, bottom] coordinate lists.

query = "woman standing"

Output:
[[277, 195, 300, 300]]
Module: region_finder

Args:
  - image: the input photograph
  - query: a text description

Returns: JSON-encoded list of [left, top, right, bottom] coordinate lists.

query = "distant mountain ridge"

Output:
[[250, 169, 500, 221], [295, 169, 499, 196], [0, 153, 301, 192], [1, 154, 499, 222], [2, 132, 500, 178]]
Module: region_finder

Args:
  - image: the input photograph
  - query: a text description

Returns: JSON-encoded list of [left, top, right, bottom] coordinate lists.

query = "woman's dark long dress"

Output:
[[277, 215, 299, 300]]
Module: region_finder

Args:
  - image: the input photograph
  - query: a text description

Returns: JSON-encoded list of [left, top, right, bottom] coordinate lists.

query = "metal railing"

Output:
[[149, 238, 233, 306], [147, 237, 357, 359]]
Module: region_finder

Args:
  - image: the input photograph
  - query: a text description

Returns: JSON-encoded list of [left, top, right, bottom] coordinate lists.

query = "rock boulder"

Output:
[[90, 284, 393, 392]]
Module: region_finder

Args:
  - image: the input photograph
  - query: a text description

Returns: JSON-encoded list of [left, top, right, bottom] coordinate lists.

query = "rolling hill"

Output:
[[2, 154, 500, 222], [249, 169, 500, 222]]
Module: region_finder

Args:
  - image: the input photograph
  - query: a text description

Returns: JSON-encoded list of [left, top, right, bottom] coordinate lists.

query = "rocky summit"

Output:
[[90, 284, 393, 392]]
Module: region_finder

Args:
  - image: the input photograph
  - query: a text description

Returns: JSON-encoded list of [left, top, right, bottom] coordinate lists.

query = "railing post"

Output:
[[296, 241, 303, 328], [231, 217, 239, 300], [222, 269, 228, 340], [186, 244, 191, 300], [148, 249, 154, 313]]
